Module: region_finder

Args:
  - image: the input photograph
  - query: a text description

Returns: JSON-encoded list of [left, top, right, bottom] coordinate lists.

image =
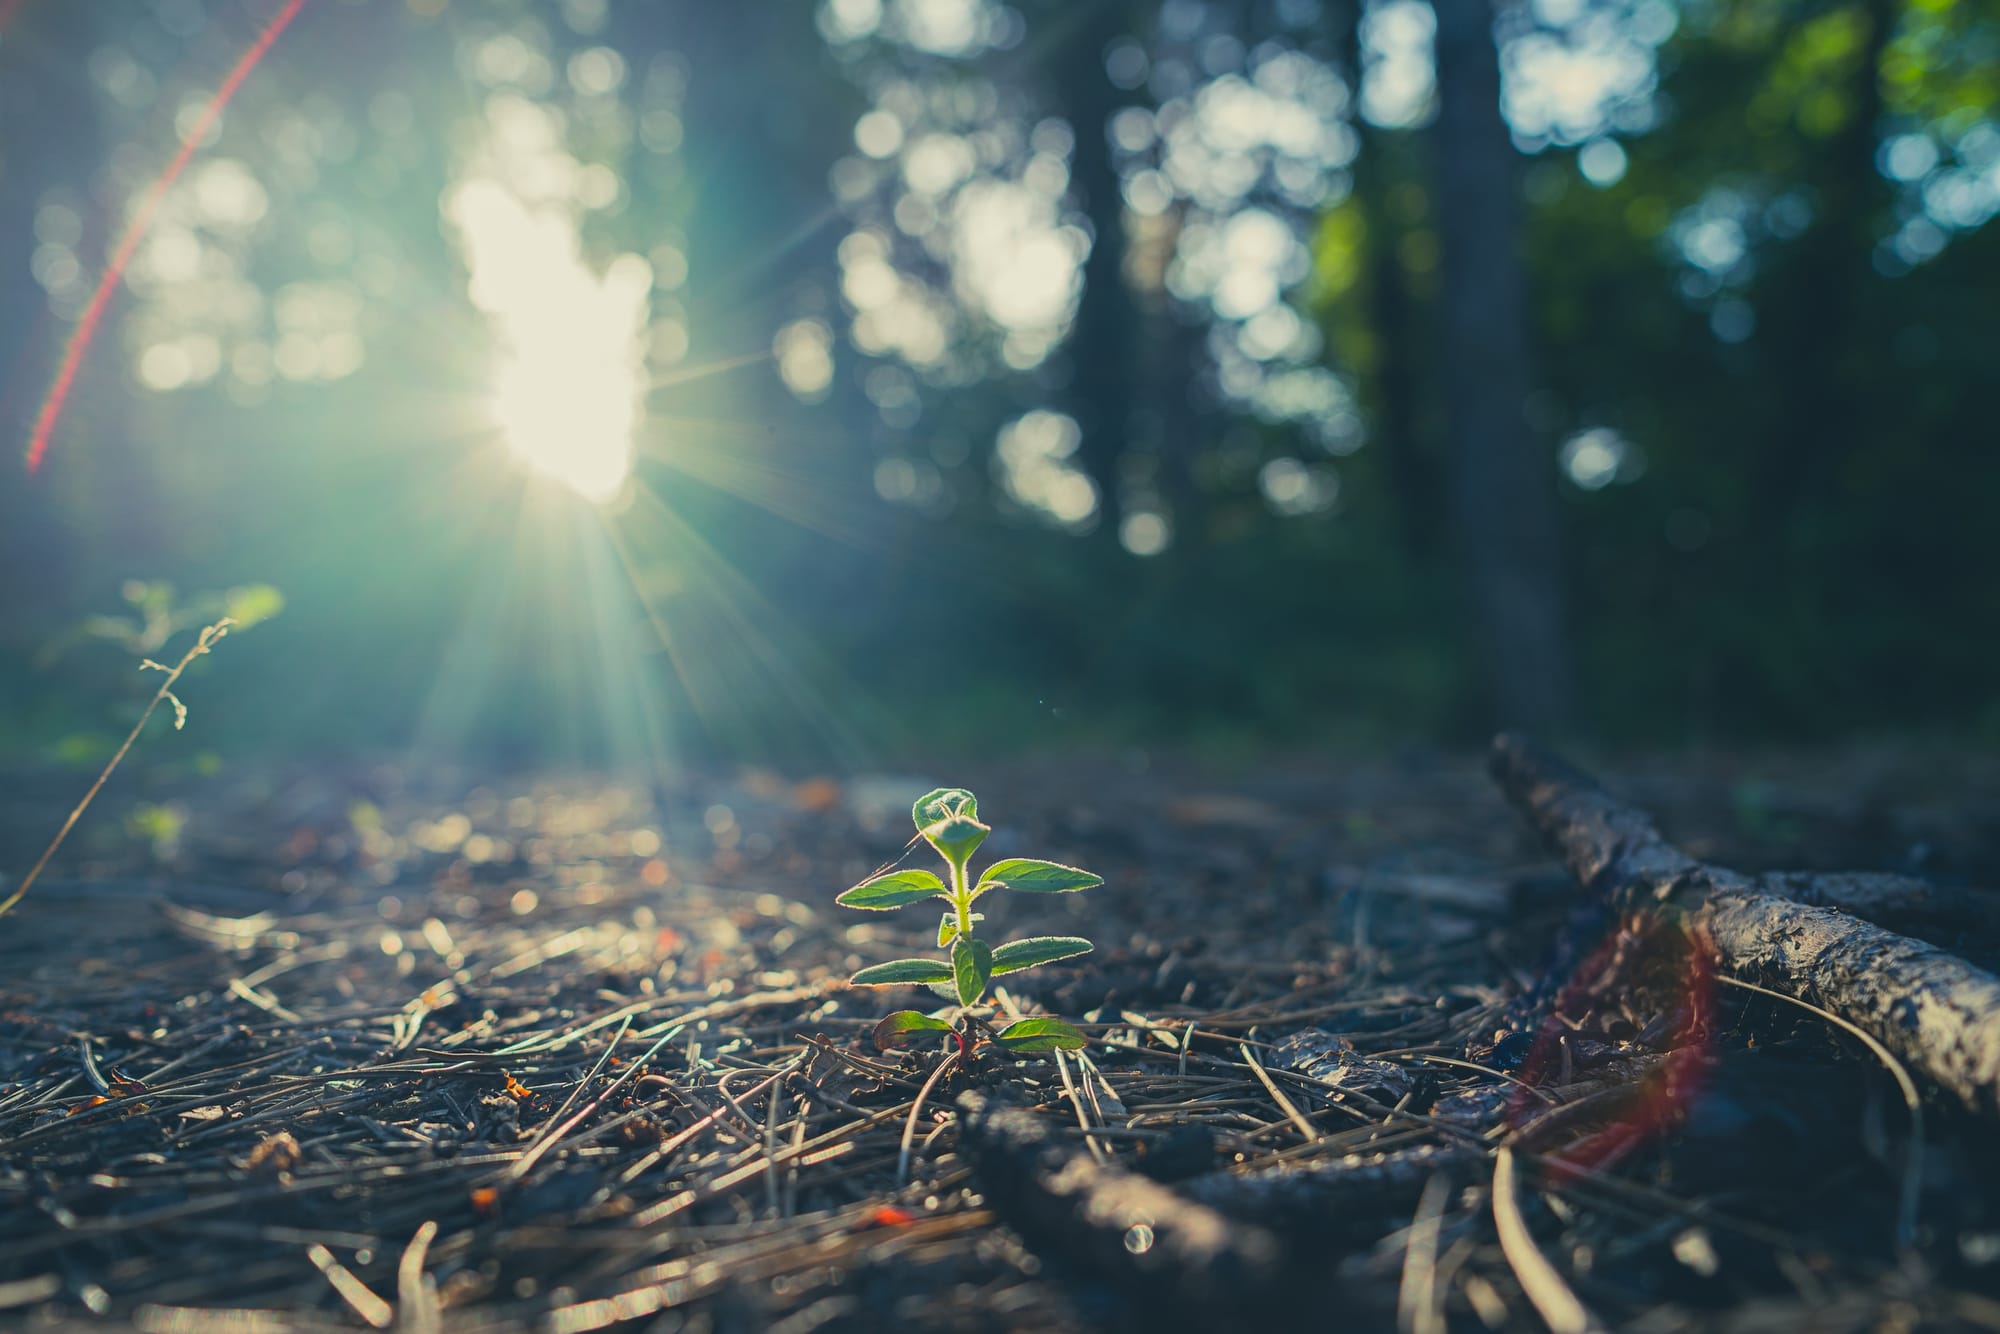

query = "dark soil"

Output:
[[2, 748, 1998, 1331]]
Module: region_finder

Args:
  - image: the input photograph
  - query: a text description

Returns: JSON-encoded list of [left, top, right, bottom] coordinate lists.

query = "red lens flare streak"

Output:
[[1504, 917, 1717, 1176], [0, 0, 36, 37], [23, 0, 310, 473]]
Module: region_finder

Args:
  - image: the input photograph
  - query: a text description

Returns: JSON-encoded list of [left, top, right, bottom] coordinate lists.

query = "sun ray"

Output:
[[604, 482, 881, 765], [647, 349, 773, 393], [635, 422, 885, 549]]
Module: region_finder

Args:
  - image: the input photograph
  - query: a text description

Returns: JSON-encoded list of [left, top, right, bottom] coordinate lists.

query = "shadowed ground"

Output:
[[2, 749, 1997, 1330]]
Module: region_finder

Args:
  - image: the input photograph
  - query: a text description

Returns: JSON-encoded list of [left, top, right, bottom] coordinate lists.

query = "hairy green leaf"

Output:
[[925, 815, 988, 862], [994, 1017, 1088, 1052], [837, 869, 948, 911], [872, 1010, 954, 1051], [937, 910, 984, 948], [912, 787, 978, 830], [849, 959, 954, 987], [950, 935, 994, 1009], [990, 936, 1095, 976], [913, 788, 988, 861], [973, 858, 1102, 898]]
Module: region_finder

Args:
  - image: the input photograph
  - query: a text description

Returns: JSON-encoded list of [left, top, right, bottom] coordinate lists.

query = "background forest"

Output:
[[0, 0, 1994, 769]]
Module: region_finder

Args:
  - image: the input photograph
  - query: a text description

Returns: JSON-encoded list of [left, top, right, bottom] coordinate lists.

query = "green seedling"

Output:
[[838, 787, 1099, 1057]]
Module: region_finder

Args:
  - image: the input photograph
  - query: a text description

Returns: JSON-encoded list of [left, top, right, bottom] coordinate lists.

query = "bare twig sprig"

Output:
[[0, 617, 234, 921]]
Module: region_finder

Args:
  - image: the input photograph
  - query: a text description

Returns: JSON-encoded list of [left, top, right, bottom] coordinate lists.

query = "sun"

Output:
[[445, 178, 651, 503]]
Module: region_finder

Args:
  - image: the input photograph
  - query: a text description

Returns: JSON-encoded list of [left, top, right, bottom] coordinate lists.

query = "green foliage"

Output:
[[912, 787, 989, 862], [950, 935, 994, 1008], [990, 936, 1094, 975], [56, 581, 283, 662], [841, 787, 1095, 1055], [937, 910, 982, 947], [973, 858, 1102, 897], [994, 1017, 1088, 1053], [871, 1010, 954, 1050], [848, 958, 954, 986], [836, 869, 947, 910]]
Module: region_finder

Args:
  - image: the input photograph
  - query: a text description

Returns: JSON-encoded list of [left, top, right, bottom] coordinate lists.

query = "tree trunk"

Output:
[[1057, 0, 1138, 544], [1753, 0, 1893, 525], [1432, 0, 1571, 731]]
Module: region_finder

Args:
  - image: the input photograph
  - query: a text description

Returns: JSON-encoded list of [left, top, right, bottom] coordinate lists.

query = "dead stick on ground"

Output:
[[1491, 734, 2000, 1115], [955, 1088, 1338, 1328], [1492, 1146, 1602, 1334]]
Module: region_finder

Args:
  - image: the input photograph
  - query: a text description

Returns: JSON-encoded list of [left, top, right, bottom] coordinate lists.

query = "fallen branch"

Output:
[[955, 1090, 1351, 1328], [1491, 734, 2000, 1115], [1177, 1140, 1475, 1232]]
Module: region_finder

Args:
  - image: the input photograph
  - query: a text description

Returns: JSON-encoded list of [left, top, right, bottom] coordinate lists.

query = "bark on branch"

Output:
[[1491, 734, 2000, 1114], [954, 1090, 1349, 1327]]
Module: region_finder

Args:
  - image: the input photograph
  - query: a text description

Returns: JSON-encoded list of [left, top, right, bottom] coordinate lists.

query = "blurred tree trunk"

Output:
[[1431, 0, 1571, 731], [0, 3, 113, 617], [1357, 157, 1436, 557], [1755, 0, 1893, 524], [1127, 202, 1205, 545], [1330, 0, 1442, 560], [1058, 0, 1137, 545]]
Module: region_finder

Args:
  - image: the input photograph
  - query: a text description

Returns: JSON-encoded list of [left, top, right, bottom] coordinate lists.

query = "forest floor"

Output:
[[2, 745, 1998, 1332]]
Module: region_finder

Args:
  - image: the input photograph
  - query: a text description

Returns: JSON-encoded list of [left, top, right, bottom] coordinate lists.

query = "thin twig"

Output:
[[505, 1020, 672, 1183], [1491, 1146, 1601, 1334], [1240, 1041, 1320, 1142], [898, 1050, 960, 1188], [1397, 1172, 1453, 1334], [1719, 974, 1924, 1250], [306, 1242, 393, 1328], [0, 619, 232, 920], [394, 1220, 440, 1334]]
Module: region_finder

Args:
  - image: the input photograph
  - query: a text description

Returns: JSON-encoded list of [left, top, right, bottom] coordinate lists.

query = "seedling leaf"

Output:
[[924, 815, 988, 862], [872, 1010, 954, 1050], [990, 936, 1095, 975], [950, 935, 994, 1008], [850, 959, 954, 987], [838, 869, 948, 910], [913, 788, 988, 861], [974, 858, 1103, 897], [937, 910, 984, 948], [995, 1016, 1088, 1052], [912, 787, 978, 830]]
